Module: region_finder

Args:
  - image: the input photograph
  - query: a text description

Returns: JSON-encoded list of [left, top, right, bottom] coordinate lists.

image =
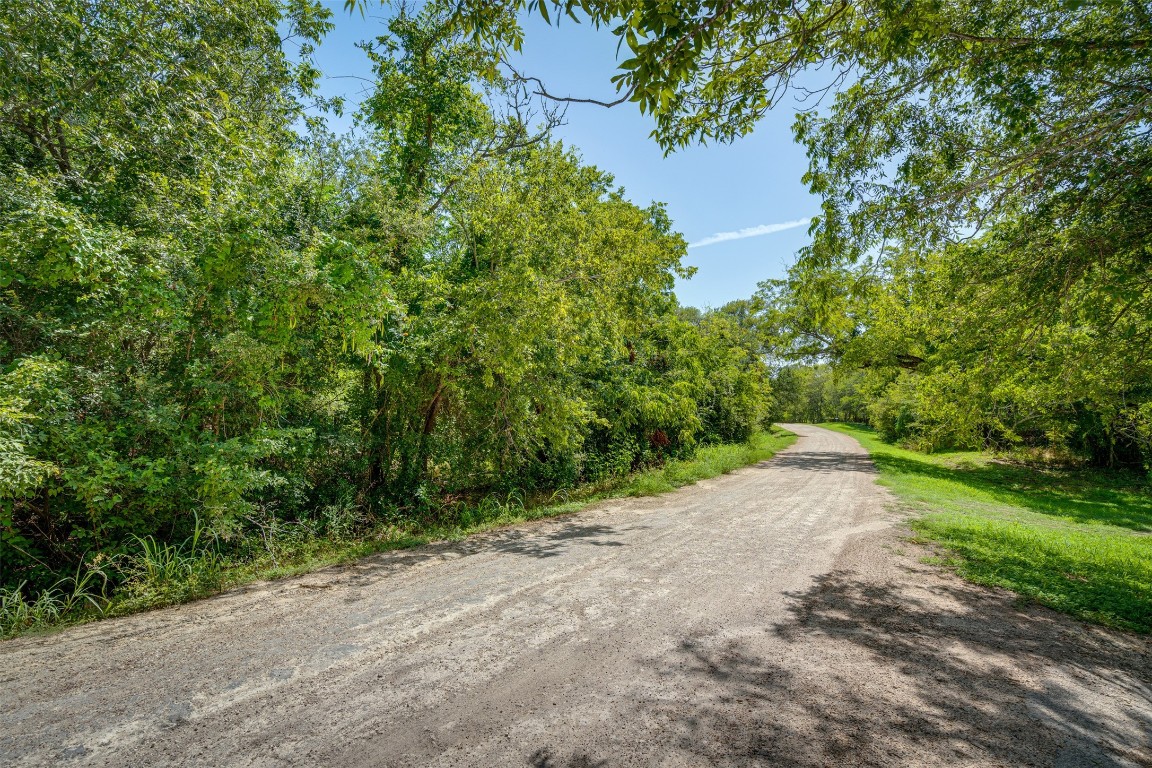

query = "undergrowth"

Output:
[[0, 563, 109, 637], [1, 427, 796, 638], [823, 422, 1152, 633], [111, 516, 225, 614]]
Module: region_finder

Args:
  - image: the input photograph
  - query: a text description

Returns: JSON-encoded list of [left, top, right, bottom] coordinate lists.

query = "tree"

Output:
[[0, 0, 339, 583], [1, 0, 778, 603]]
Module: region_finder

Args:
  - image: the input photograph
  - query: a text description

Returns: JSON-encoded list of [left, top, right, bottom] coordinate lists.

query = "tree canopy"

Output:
[[1, 0, 773, 598], [444, 0, 1151, 468]]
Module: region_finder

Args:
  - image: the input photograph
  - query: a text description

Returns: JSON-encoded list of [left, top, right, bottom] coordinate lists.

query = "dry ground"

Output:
[[2, 424, 1149, 767]]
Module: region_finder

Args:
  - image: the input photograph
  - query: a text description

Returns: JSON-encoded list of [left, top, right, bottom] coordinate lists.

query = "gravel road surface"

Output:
[[3, 424, 1150, 767]]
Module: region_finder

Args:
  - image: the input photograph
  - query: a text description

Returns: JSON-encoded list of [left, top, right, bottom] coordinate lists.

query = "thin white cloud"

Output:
[[688, 218, 810, 249]]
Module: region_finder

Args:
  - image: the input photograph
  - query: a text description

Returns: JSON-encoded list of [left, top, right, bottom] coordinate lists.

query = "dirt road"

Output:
[[3, 424, 1150, 767]]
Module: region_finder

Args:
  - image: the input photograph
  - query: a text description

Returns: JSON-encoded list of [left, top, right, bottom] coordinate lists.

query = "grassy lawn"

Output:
[[2, 428, 796, 638], [822, 423, 1152, 634]]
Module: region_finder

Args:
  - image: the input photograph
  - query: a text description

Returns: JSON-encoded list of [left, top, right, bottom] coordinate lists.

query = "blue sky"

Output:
[[306, 3, 821, 309]]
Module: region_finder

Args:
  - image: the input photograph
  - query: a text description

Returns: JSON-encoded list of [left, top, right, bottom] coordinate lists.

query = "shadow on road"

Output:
[[768, 451, 877, 476], [529, 748, 609, 768], [525, 567, 1151, 767], [491, 523, 632, 559], [316, 519, 642, 592], [643, 571, 1152, 767]]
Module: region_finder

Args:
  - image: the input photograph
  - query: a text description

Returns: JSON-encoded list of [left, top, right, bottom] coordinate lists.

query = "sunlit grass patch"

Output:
[[824, 422, 1152, 633], [912, 514, 1152, 632]]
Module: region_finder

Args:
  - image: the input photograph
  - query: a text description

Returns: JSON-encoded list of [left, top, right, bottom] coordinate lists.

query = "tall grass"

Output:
[[112, 514, 224, 613], [2, 514, 229, 636], [0, 563, 108, 638]]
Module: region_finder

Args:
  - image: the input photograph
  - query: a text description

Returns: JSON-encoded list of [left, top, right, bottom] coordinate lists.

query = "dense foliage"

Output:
[[0, 1, 773, 598], [759, 215, 1152, 467], [447, 0, 1150, 470]]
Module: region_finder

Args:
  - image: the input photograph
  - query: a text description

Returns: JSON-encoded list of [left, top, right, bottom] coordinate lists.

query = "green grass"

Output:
[[822, 423, 1152, 634], [2, 427, 796, 638]]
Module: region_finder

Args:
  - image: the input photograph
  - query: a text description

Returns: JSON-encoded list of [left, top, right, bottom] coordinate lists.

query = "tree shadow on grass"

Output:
[[872, 452, 1152, 532], [640, 570, 1152, 767]]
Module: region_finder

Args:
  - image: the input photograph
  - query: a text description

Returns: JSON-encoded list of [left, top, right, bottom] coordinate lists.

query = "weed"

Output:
[[0, 561, 109, 637], [459, 490, 527, 528], [113, 515, 223, 612]]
